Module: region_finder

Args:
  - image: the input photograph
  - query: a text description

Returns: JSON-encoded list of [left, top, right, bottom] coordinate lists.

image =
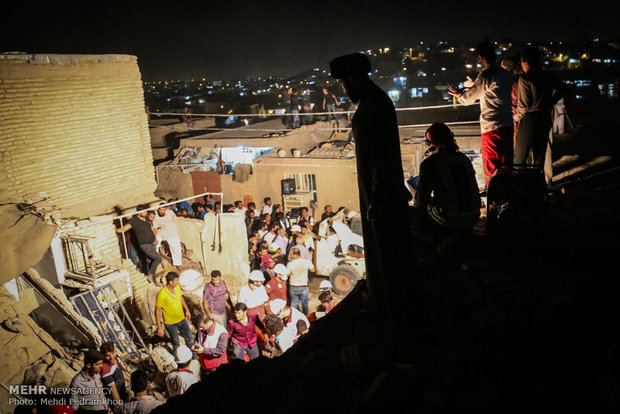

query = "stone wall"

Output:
[[0, 54, 158, 219], [176, 214, 249, 299]]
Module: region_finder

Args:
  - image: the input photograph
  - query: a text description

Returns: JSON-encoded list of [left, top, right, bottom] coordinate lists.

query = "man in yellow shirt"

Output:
[[156, 271, 193, 350]]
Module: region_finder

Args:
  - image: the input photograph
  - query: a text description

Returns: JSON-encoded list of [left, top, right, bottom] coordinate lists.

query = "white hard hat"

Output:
[[273, 263, 289, 276], [175, 345, 192, 364], [319, 280, 332, 290], [291, 224, 301, 232], [249, 270, 265, 282], [269, 299, 286, 315]]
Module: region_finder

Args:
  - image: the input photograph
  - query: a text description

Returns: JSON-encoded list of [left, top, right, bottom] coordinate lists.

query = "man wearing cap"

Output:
[[165, 345, 198, 397], [265, 263, 289, 302], [269, 299, 310, 348], [268, 242, 285, 265], [237, 270, 270, 320], [289, 223, 302, 240], [329, 52, 413, 321], [260, 248, 277, 280], [319, 279, 333, 293], [286, 247, 315, 315]]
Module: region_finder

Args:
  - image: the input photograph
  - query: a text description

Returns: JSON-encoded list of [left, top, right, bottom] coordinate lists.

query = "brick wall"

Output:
[[220, 172, 258, 206], [0, 54, 157, 219]]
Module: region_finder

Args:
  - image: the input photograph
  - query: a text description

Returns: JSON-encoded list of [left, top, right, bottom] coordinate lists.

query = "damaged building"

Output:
[[153, 117, 485, 214], [0, 54, 251, 411]]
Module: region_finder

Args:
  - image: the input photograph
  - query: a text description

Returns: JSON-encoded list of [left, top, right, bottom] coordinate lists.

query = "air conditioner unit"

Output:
[[283, 192, 314, 211]]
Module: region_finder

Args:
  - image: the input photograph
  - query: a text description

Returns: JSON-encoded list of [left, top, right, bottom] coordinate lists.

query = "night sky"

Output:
[[2, 1, 616, 80]]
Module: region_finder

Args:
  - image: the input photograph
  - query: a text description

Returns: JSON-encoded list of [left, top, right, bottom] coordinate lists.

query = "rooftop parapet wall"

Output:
[[0, 54, 157, 218]]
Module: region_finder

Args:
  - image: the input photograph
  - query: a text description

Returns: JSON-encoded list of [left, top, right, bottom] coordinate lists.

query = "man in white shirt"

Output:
[[237, 270, 269, 320], [153, 203, 183, 267], [260, 197, 274, 215], [165, 345, 198, 397], [233, 200, 247, 215], [449, 41, 514, 188], [286, 247, 315, 315], [269, 298, 310, 349], [262, 224, 278, 245]]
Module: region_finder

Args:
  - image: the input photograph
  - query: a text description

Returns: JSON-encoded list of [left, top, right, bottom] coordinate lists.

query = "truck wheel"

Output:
[[329, 265, 361, 296]]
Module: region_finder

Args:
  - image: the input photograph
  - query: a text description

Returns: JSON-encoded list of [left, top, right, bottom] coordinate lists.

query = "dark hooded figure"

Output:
[[329, 53, 414, 323]]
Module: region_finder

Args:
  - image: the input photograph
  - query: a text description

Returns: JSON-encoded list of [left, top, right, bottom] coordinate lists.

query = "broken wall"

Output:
[[0, 285, 80, 414], [175, 214, 249, 299], [0, 54, 158, 219], [155, 169, 195, 201]]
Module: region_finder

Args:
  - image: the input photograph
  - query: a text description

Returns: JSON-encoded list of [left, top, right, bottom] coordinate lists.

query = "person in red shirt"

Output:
[[100, 341, 128, 402], [265, 263, 289, 302], [227, 302, 259, 361]]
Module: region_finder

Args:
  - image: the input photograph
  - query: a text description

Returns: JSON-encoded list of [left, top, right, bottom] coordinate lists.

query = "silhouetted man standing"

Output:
[[513, 46, 566, 169], [449, 41, 514, 188], [329, 53, 412, 324]]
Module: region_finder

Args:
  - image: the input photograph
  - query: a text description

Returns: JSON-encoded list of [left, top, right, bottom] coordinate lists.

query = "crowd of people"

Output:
[[36, 197, 341, 414], [409, 41, 566, 244], [280, 86, 351, 131], [448, 41, 566, 188], [20, 43, 568, 414], [143, 194, 344, 348]]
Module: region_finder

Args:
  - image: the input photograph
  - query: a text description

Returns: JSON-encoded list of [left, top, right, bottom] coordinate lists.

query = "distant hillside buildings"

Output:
[[144, 38, 619, 117]]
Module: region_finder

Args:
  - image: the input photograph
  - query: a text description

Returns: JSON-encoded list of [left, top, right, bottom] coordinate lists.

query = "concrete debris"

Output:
[[22, 268, 102, 347], [150, 345, 177, 374], [0, 204, 56, 284], [0, 285, 84, 413], [23, 363, 48, 385], [2, 317, 25, 333], [42, 358, 78, 389]]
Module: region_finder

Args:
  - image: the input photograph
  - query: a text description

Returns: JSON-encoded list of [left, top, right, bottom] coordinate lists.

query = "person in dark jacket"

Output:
[[329, 52, 413, 323], [411, 122, 481, 237], [513, 46, 566, 167]]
